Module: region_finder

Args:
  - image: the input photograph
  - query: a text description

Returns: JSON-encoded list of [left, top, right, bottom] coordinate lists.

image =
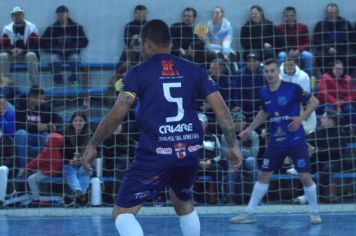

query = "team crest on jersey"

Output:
[[278, 96, 287, 105], [174, 142, 187, 159]]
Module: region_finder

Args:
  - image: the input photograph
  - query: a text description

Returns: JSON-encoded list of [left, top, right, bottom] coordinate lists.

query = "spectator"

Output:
[[277, 6, 313, 76], [15, 86, 62, 173], [280, 56, 317, 134], [22, 132, 64, 207], [116, 34, 141, 75], [221, 112, 259, 204], [196, 113, 222, 204], [170, 7, 197, 57], [313, 3, 356, 73], [207, 7, 235, 61], [317, 60, 356, 130], [41, 5, 88, 86], [187, 24, 216, 69], [232, 52, 265, 122], [63, 111, 91, 206], [124, 5, 147, 47], [0, 74, 19, 105], [198, 59, 235, 121], [240, 5, 284, 61], [0, 94, 15, 207], [0, 6, 39, 86]]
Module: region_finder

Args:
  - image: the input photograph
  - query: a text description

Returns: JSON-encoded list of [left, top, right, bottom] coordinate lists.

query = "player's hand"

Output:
[[239, 127, 252, 141], [288, 116, 303, 132], [81, 144, 97, 176], [226, 143, 243, 173]]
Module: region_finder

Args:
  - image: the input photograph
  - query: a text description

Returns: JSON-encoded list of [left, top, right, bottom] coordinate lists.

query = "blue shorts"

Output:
[[260, 144, 310, 172], [115, 155, 199, 208]]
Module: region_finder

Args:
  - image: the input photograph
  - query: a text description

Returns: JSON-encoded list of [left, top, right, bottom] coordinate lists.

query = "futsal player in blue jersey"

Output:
[[230, 58, 321, 224], [82, 19, 242, 236]]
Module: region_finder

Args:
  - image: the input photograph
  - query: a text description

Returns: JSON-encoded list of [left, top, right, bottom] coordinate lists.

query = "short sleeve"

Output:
[[122, 68, 141, 97], [197, 66, 219, 98], [295, 83, 311, 104]]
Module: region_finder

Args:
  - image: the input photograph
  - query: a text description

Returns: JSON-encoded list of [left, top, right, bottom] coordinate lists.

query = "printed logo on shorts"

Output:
[[262, 158, 269, 168], [134, 191, 151, 200], [297, 159, 306, 168]]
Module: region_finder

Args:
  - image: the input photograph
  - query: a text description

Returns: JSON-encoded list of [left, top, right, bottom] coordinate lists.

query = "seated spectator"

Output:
[[277, 6, 313, 76], [116, 34, 141, 75], [240, 5, 284, 61], [313, 3, 356, 74], [15, 87, 62, 174], [187, 24, 216, 69], [317, 60, 356, 130], [124, 5, 147, 47], [63, 111, 91, 206], [280, 56, 317, 134], [198, 59, 236, 124], [41, 5, 88, 86], [196, 113, 222, 204], [232, 52, 265, 122], [20, 132, 64, 207], [0, 6, 39, 86], [0, 94, 15, 207], [207, 7, 235, 61], [295, 109, 353, 204], [221, 112, 259, 204], [170, 7, 197, 57], [0, 74, 19, 105]]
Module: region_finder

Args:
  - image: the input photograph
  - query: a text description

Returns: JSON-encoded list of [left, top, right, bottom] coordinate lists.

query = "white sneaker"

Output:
[[310, 213, 322, 224], [230, 212, 256, 224], [294, 195, 308, 204], [286, 167, 299, 175]]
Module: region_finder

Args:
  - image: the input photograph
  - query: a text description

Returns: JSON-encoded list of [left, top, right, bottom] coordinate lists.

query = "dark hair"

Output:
[[325, 109, 340, 125], [284, 6, 296, 14], [29, 86, 45, 97], [141, 19, 171, 47], [328, 59, 346, 77], [183, 7, 197, 18], [67, 111, 90, 152], [285, 54, 298, 63], [326, 2, 339, 10], [250, 5, 265, 20], [264, 58, 278, 67], [134, 4, 146, 12]]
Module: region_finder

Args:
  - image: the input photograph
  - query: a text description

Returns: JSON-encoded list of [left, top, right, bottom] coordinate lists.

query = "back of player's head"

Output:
[[140, 19, 171, 47]]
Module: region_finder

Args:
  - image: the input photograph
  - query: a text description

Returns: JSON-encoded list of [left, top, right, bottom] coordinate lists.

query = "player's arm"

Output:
[[206, 91, 243, 170], [240, 109, 268, 141], [289, 94, 319, 132], [81, 91, 135, 174]]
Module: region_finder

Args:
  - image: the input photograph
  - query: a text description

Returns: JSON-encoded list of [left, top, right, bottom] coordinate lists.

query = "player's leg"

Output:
[[112, 204, 144, 236], [290, 144, 321, 224], [231, 146, 285, 224], [169, 188, 200, 236]]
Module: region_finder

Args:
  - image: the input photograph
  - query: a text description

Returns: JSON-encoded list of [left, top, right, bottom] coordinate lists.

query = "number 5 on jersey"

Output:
[[163, 82, 184, 122]]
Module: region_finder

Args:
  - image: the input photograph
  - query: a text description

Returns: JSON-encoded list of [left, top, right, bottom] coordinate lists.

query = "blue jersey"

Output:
[[260, 81, 311, 147], [123, 53, 218, 159]]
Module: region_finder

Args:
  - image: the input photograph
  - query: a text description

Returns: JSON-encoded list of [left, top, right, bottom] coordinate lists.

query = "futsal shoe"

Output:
[[294, 195, 308, 204], [310, 213, 322, 224], [230, 212, 256, 224]]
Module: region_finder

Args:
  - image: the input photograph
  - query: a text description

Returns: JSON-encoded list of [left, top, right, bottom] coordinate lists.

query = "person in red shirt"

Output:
[[20, 132, 64, 207], [277, 6, 313, 76], [317, 60, 356, 129]]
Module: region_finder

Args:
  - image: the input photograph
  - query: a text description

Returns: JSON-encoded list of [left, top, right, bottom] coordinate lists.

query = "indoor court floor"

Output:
[[1, 212, 355, 236]]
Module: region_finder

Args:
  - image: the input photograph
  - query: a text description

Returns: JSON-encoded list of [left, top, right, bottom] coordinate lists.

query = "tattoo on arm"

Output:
[[216, 109, 237, 147], [90, 92, 135, 147]]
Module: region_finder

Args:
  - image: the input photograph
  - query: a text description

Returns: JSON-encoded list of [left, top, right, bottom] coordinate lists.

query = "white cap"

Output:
[[11, 6, 24, 14]]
